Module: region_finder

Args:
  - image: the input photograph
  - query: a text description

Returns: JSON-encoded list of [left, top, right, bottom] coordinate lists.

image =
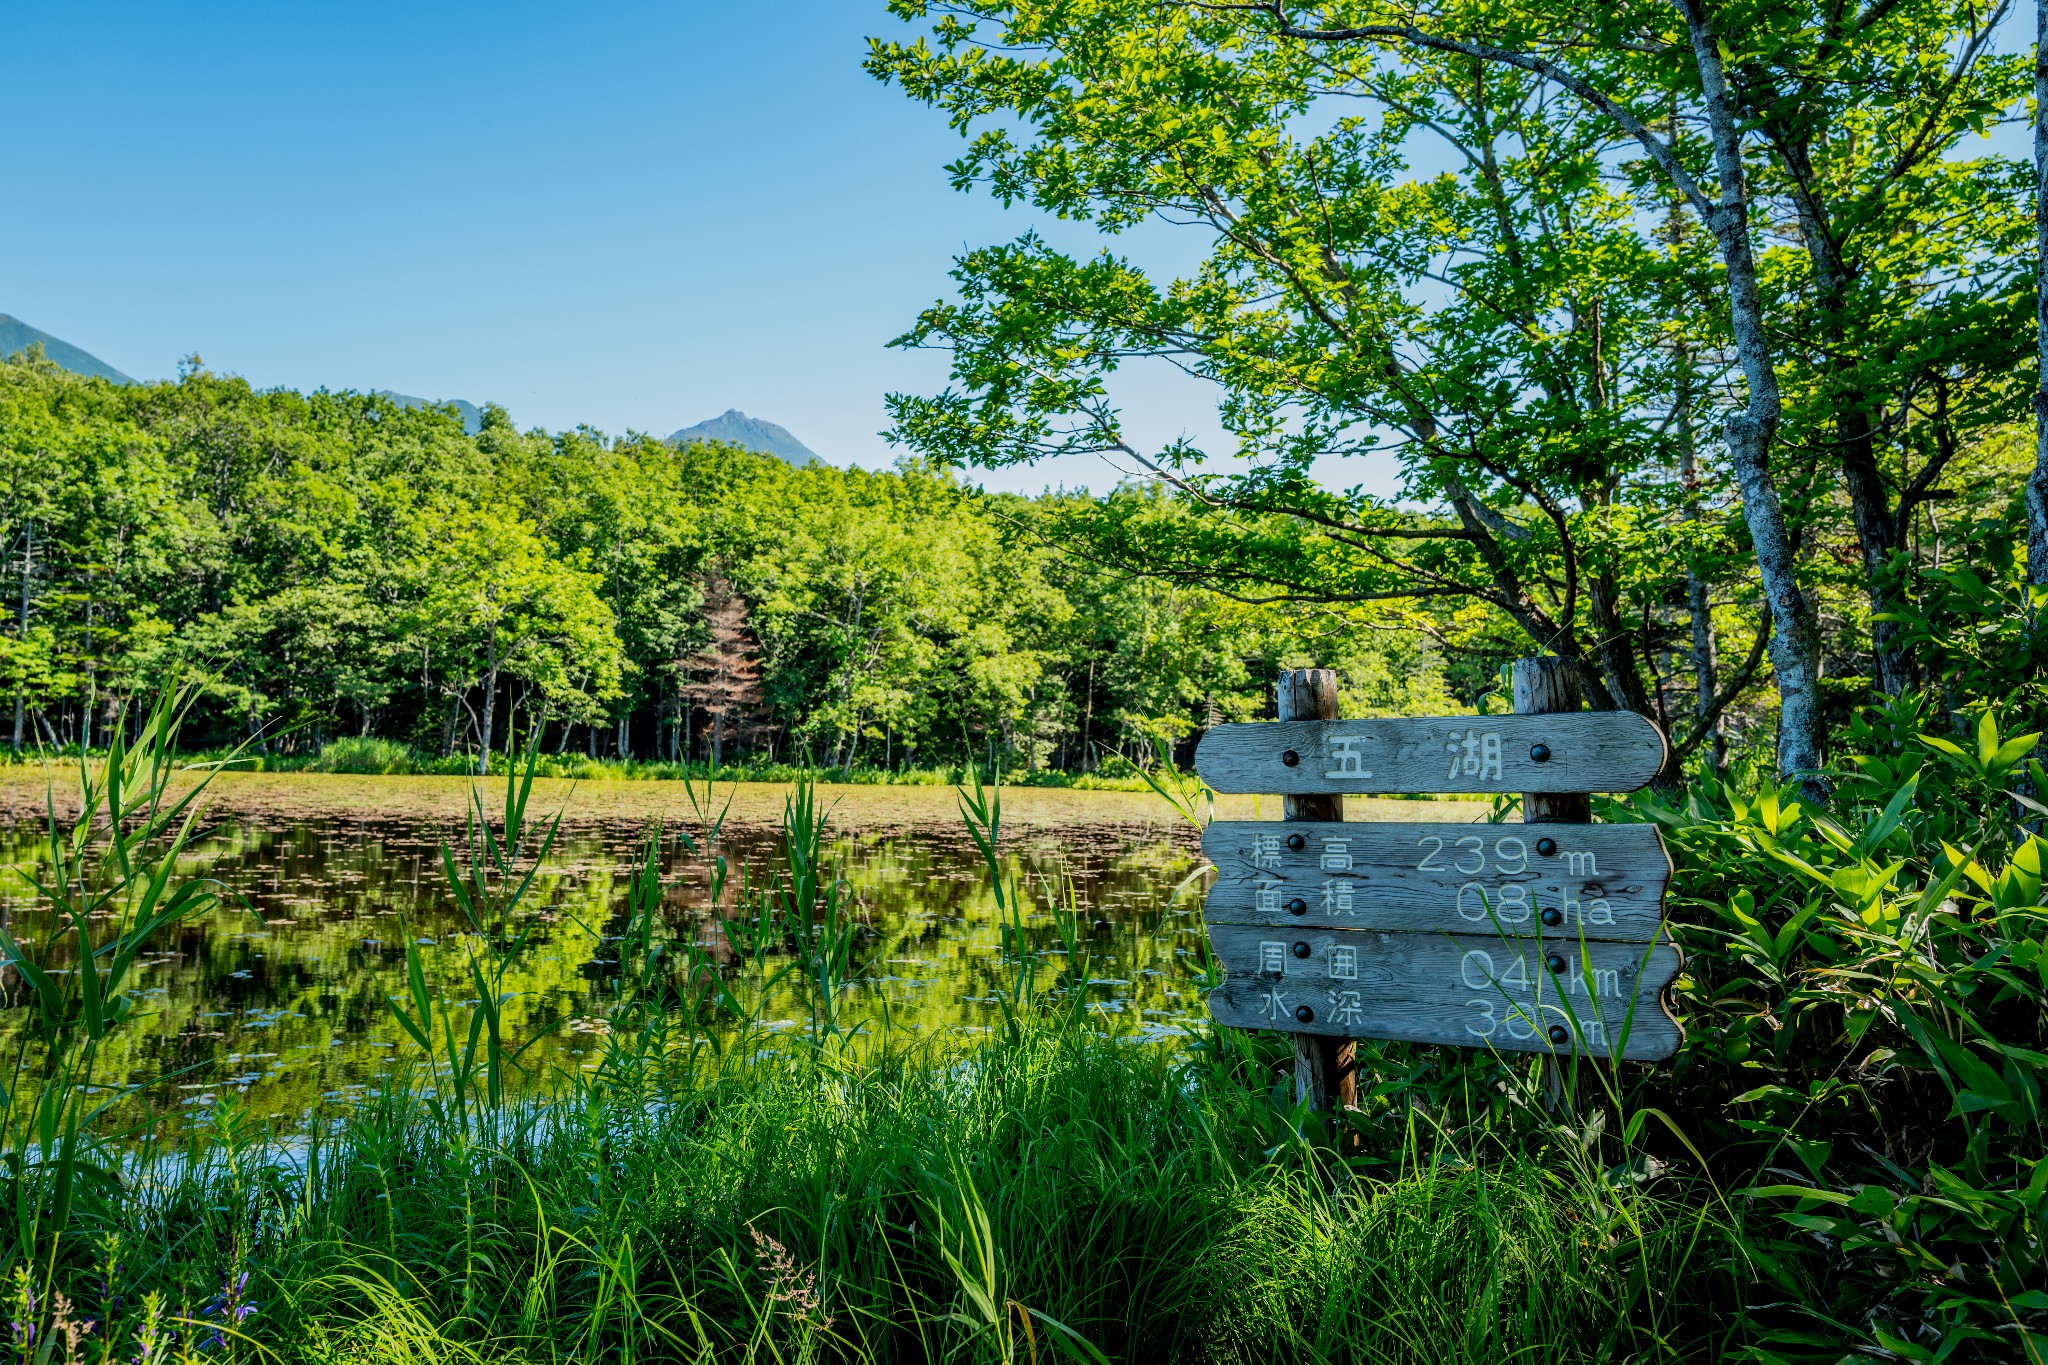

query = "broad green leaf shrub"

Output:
[[1645, 695, 2047, 1359]]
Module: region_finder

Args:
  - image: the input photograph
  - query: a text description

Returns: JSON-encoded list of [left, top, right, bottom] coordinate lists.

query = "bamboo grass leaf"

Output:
[[0, 923, 65, 1026]]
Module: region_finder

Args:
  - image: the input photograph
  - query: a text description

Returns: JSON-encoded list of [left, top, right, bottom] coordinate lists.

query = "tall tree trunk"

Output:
[[12, 521, 30, 752], [1678, 357, 1726, 775], [654, 676, 668, 763], [1770, 127, 1912, 696], [1081, 658, 1095, 769], [80, 583, 95, 753], [2033, 0, 2048, 592], [1587, 571, 1654, 715], [1680, 0, 1826, 786], [1839, 415, 1910, 694], [477, 623, 498, 777]]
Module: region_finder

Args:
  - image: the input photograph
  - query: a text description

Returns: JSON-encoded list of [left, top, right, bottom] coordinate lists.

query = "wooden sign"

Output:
[[1202, 821, 1670, 943], [1194, 714, 1667, 796], [1205, 923, 1683, 1061], [1194, 682, 1683, 1063]]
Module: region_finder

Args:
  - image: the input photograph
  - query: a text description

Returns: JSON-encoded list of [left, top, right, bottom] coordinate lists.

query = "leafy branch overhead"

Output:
[[871, 0, 2030, 782]]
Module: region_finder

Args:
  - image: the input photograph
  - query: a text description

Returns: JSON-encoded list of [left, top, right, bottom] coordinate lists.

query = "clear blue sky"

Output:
[[7, 0, 1238, 493]]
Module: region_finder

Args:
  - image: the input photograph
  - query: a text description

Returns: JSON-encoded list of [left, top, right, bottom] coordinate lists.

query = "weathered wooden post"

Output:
[[1513, 656, 1591, 1111], [1276, 668, 1355, 1114], [1512, 657, 1591, 824]]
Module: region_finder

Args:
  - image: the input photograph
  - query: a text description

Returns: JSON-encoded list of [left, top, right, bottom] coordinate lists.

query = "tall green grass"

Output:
[[4, 687, 2044, 1360], [0, 692, 1742, 1363], [67, 1026, 1731, 1365]]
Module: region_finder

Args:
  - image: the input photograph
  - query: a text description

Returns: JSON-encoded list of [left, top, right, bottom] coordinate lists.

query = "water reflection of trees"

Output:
[[0, 816, 1201, 1132]]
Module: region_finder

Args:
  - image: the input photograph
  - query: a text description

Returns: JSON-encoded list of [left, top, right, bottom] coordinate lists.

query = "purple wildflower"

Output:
[[198, 1272, 256, 1352], [11, 1279, 38, 1356]]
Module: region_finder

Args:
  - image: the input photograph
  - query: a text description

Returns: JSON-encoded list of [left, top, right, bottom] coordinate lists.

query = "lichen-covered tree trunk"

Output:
[[2032, 0, 2048, 592], [1681, 0, 1824, 785]]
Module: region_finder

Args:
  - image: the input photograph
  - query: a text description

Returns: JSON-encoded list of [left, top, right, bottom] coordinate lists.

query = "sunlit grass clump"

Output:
[[305, 737, 420, 775]]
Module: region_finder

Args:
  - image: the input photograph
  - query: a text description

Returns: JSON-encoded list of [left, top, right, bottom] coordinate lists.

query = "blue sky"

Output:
[[6, 0, 1237, 492], [10, 5, 2028, 500]]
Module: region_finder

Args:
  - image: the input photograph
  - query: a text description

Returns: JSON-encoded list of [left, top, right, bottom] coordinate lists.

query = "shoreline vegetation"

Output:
[[6, 736, 1209, 789], [0, 689, 2043, 1361]]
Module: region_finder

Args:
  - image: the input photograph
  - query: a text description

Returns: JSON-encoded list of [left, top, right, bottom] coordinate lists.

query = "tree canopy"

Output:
[[869, 0, 2038, 782], [0, 350, 1449, 773]]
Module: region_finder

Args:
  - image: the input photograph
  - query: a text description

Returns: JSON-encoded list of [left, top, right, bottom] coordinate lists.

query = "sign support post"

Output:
[[1513, 657, 1591, 824], [1278, 668, 1356, 1116], [1513, 655, 1589, 1113]]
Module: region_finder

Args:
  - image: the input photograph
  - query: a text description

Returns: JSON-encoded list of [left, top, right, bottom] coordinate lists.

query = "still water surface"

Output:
[[0, 813, 1207, 1132]]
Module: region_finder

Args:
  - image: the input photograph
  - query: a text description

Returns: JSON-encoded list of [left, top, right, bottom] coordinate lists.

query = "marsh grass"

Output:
[[0, 697, 1744, 1364], [10, 690, 2046, 1361], [72, 1024, 1731, 1365]]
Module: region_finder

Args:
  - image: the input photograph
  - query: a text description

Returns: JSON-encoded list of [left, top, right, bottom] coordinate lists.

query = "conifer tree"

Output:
[[676, 571, 762, 766]]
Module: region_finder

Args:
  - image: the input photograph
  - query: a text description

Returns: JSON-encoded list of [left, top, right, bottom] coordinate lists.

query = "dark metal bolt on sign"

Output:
[[1549, 1025, 1571, 1045], [1530, 743, 1551, 763], [1536, 837, 1558, 857], [1295, 1005, 1315, 1023], [1286, 833, 1306, 852], [1546, 954, 1567, 975], [1281, 749, 1300, 767]]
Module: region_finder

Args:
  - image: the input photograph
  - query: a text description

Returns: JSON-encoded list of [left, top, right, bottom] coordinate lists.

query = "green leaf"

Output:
[[1990, 733, 2041, 772], [1919, 734, 1968, 760], [1975, 709, 1999, 766], [0, 924, 65, 1026]]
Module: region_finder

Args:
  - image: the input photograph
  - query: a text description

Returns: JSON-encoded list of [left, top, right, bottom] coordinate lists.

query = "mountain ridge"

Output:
[[0, 314, 132, 383], [3, 317, 818, 463], [378, 391, 485, 434]]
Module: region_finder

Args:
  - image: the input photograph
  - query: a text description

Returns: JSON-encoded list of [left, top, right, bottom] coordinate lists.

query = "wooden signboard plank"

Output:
[[1201, 820, 1671, 943], [1193, 714, 1668, 796], [1204, 923, 1683, 1061]]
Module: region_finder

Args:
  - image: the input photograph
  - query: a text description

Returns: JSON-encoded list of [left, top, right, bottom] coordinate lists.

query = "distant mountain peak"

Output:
[[378, 391, 484, 434], [0, 315, 132, 383], [668, 409, 817, 466]]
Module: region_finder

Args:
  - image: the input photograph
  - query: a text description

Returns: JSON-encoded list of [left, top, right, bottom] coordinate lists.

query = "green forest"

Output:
[[0, 352, 1454, 777], [865, 0, 2045, 792], [3, 291, 2035, 786]]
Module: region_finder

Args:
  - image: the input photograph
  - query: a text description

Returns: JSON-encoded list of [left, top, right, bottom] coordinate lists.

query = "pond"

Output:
[[0, 807, 1210, 1134]]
